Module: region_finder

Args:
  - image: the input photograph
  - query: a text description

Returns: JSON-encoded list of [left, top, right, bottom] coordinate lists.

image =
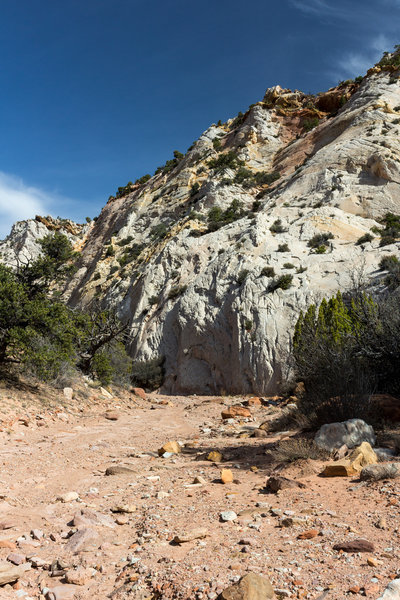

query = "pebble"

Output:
[[57, 492, 79, 503], [220, 511, 237, 522]]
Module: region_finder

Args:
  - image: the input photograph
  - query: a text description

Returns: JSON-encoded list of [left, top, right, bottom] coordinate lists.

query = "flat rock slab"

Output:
[[360, 463, 400, 481], [333, 538, 375, 553], [265, 476, 306, 493], [0, 561, 30, 585], [315, 419, 375, 451], [65, 528, 100, 553], [173, 527, 209, 543], [46, 584, 80, 600], [72, 509, 115, 528], [218, 572, 276, 599], [105, 465, 136, 476]]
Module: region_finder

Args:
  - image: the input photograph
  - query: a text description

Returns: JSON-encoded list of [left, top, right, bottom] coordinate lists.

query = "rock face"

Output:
[[4, 64, 400, 395], [0, 215, 89, 268], [314, 419, 375, 451], [218, 572, 276, 599], [377, 578, 400, 600], [360, 463, 400, 481]]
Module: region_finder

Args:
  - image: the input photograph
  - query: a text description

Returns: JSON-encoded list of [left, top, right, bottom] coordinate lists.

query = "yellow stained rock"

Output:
[[348, 441, 377, 470], [207, 450, 223, 463], [158, 441, 181, 455], [221, 468, 233, 484], [320, 460, 358, 477]]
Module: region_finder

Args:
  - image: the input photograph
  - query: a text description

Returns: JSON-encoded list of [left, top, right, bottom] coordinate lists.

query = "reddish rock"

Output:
[[104, 411, 119, 421], [333, 539, 375, 553], [221, 406, 251, 419], [297, 529, 319, 540], [265, 476, 306, 493], [246, 397, 262, 406], [132, 387, 147, 400]]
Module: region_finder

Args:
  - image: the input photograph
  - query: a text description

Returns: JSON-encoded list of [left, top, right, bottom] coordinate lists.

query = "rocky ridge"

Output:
[[3, 55, 400, 394]]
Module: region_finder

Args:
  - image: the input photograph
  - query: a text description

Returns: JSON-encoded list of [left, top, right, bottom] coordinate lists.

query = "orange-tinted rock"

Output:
[[221, 406, 251, 419], [246, 397, 262, 406], [297, 529, 319, 540], [132, 387, 147, 400], [220, 469, 233, 484]]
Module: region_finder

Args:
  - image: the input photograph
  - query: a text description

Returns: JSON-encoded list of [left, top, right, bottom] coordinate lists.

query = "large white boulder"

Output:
[[314, 418, 375, 451]]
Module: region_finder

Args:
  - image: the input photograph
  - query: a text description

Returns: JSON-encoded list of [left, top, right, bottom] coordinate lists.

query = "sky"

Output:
[[0, 0, 399, 237]]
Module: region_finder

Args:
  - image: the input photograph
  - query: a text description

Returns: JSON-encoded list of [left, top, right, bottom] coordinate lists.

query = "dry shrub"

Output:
[[264, 406, 310, 433], [269, 437, 331, 464]]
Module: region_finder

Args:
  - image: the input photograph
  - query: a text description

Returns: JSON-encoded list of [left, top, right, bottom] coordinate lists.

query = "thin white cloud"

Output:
[[289, 0, 350, 18], [0, 172, 54, 239], [334, 33, 393, 80]]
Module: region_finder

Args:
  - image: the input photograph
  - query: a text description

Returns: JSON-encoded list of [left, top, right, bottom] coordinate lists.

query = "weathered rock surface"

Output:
[[377, 579, 400, 600], [218, 572, 276, 599], [314, 419, 375, 451], [360, 463, 400, 481], [3, 65, 400, 395], [333, 539, 375, 553], [0, 560, 30, 585]]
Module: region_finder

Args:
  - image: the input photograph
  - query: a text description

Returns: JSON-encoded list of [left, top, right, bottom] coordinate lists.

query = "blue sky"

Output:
[[0, 0, 399, 237]]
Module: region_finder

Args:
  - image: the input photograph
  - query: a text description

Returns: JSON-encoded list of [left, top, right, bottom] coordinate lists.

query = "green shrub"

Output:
[[261, 266, 275, 277], [307, 232, 334, 249], [207, 151, 244, 172], [117, 236, 134, 246], [168, 285, 187, 299], [135, 174, 151, 185], [277, 243, 290, 252], [356, 233, 374, 245], [93, 272, 101, 281], [244, 319, 253, 331], [190, 182, 200, 197], [151, 223, 169, 240], [268, 438, 331, 463], [283, 263, 295, 269], [293, 292, 379, 427], [105, 245, 115, 257], [270, 219, 286, 233], [212, 138, 222, 151], [271, 274, 293, 290], [237, 269, 250, 285], [303, 118, 319, 132], [132, 356, 164, 391], [315, 245, 327, 254], [149, 295, 160, 306], [155, 150, 184, 176], [207, 199, 245, 232]]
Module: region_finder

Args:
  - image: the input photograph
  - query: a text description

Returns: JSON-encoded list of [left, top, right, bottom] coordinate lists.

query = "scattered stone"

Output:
[[64, 566, 94, 586], [220, 469, 233, 484], [253, 429, 268, 438], [104, 411, 119, 421], [72, 509, 115, 529], [31, 529, 44, 540], [63, 388, 74, 401], [65, 528, 100, 553], [297, 529, 319, 539], [333, 539, 375, 553], [45, 584, 79, 600], [7, 553, 25, 566], [173, 528, 209, 543], [207, 451, 223, 463], [132, 387, 146, 400], [367, 556, 379, 567], [105, 465, 136, 476], [265, 476, 306, 493], [0, 561, 30, 585], [348, 442, 378, 469], [99, 386, 113, 399], [221, 406, 251, 420], [377, 578, 400, 599], [158, 441, 181, 456], [280, 516, 308, 527], [218, 572, 275, 599], [246, 397, 262, 406], [360, 463, 400, 481], [115, 515, 129, 525], [320, 460, 358, 478], [0, 540, 16, 549], [193, 476, 207, 485], [57, 492, 79, 503], [314, 418, 375, 451], [110, 504, 136, 513], [220, 511, 237, 522], [376, 517, 387, 530]]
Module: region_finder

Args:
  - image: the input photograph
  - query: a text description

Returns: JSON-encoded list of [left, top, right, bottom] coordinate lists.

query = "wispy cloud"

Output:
[[289, 0, 351, 18], [0, 172, 55, 239], [334, 33, 393, 80]]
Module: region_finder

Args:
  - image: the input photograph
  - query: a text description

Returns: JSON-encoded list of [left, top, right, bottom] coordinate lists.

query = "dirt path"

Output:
[[0, 390, 398, 599]]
